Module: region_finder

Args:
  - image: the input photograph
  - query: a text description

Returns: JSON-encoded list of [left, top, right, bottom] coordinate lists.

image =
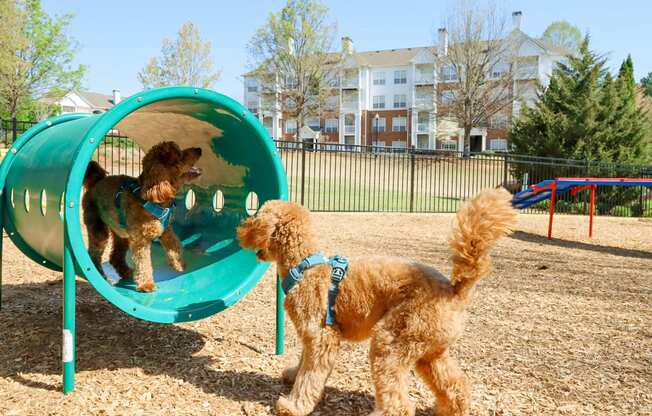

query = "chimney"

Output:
[[512, 11, 522, 30], [112, 89, 121, 105], [341, 36, 354, 55], [437, 28, 448, 56]]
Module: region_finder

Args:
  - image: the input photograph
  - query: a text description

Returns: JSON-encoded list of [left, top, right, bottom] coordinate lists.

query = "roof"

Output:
[[243, 29, 570, 77], [350, 47, 432, 67], [77, 91, 116, 110]]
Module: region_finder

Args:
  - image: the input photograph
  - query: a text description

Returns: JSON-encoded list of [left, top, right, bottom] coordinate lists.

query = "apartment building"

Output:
[[244, 11, 569, 152]]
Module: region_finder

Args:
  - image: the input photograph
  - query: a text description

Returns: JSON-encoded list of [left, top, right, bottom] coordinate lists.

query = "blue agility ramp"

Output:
[[512, 177, 652, 239]]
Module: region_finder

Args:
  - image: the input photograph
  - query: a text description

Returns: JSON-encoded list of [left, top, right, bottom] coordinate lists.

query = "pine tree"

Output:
[[510, 39, 649, 164], [510, 37, 606, 160]]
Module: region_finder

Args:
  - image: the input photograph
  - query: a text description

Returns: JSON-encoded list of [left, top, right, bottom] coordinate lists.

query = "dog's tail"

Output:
[[449, 188, 517, 300], [83, 161, 107, 189]]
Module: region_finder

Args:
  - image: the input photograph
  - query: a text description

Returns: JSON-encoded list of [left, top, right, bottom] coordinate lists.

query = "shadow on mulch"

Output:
[[509, 231, 652, 259], [0, 280, 437, 415]]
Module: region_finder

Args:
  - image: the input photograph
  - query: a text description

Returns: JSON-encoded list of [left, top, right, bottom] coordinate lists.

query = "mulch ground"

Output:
[[1, 213, 650, 415]]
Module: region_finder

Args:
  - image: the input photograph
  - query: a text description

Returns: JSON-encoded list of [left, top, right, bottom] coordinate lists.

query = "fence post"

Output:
[[503, 153, 508, 187], [300, 140, 306, 206], [409, 150, 415, 212], [11, 117, 17, 146]]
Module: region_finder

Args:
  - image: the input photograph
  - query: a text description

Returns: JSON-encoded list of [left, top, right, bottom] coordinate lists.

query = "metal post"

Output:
[[547, 182, 557, 240], [589, 185, 596, 238], [275, 274, 284, 355], [503, 153, 508, 187], [11, 117, 17, 146], [409, 151, 415, 212], [300, 140, 306, 206], [62, 226, 76, 393], [0, 191, 3, 310]]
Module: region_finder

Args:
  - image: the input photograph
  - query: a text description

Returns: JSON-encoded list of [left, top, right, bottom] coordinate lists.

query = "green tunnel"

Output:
[[0, 86, 287, 324]]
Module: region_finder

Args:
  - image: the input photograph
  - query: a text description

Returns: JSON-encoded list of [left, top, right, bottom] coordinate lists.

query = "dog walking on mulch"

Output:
[[238, 188, 517, 416]]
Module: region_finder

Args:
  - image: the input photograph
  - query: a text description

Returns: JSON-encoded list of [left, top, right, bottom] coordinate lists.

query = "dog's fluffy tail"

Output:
[[449, 188, 517, 299], [83, 161, 107, 189]]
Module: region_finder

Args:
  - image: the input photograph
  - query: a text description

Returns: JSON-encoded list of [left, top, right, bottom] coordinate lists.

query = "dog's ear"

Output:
[[237, 215, 275, 250], [141, 178, 176, 203]]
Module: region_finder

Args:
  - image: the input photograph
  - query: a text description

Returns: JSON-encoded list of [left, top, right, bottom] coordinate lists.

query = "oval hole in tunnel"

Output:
[[59, 192, 65, 220], [185, 189, 196, 210], [40, 189, 47, 215], [10, 188, 14, 208], [24, 189, 30, 212], [246, 191, 259, 216], [212, 190, 224, 212]]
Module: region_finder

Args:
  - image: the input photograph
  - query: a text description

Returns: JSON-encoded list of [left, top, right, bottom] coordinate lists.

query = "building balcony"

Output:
[[341, 78, 359, 89], [414, 76, 435, 85], [414, 96, 434, 108], [416, 122, 430, 133]]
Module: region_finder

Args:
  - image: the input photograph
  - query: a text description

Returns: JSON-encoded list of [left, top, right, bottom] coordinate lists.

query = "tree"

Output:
[[247, 0, 339, 134], [0, 0, 85, 120], [542, 21, 582, 52], [640, 72, 652, 97], [436, 1, 518, 155], [138, 21, 221, 89], [510, 40, 649, 213]]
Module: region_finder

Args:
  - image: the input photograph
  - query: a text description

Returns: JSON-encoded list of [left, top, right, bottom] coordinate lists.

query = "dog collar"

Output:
[[115, 179, 176, 229], [282, 253, 350, 326]]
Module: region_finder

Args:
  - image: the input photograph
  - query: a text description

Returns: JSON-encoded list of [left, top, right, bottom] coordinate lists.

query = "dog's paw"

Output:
[[169, 261, 184, 273], [137, 281, 157, 292], [276, 397, 301, 416], [281, 366, 299, 385]]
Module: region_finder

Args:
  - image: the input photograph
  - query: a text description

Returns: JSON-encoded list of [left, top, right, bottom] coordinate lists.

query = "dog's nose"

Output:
[[193, 147, 202, 156]]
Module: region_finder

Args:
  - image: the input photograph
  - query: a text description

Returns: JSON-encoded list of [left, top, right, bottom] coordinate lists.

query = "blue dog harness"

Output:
[[282, 253, 350, 326], [114, 179, 176, 229]]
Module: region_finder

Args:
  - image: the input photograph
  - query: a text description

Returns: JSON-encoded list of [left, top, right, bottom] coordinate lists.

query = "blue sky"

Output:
[[42, 0, 652, 103]]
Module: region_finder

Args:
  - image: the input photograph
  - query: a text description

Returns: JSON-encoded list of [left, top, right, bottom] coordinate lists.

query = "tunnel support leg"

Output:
[[275, 273, 284, 355], [62, 229, 76, 393], [0, 192, 3, 311]]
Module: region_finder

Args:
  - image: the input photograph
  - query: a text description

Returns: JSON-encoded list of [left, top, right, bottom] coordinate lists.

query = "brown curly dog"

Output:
[[82, 141, 202, 292], [237, 188, 517, 416]]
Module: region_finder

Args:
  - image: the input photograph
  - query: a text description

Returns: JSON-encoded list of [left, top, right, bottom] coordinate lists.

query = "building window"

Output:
[[373, 95, 385, 109], [391, 140, 407, 152], [393, 94, 407, 108], [392, 117, 407, 132], [490, 114, 509, 129], [417, 135, 429, 149], [372, 117, 386, 133], [490, 63, 509, 79], [373, 71, 386, 85], [326, 95, 338, 110], [440, 90, 456, 105], [286, 98, 297, 109], [307, 117, 320, 131], [371, 140, 386, 153], [324, 118, 338, 133], [344, 114, 356, 134], [441, 65, 458, 81], [247, 101, 258, 113], [286, 119, 297, 134], [394, 70, 407, 84], [489, 139, 508, 151], [440, 139, 457, 151], [246, 78, 258, 92], [62, 106, 76, 113]]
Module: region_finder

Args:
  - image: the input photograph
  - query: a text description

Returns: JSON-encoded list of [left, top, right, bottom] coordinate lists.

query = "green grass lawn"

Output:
[[287, 177, 461, 212]]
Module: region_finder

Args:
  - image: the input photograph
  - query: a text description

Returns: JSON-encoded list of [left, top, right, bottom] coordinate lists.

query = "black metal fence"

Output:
[[1, 118, 37, 145], [275, 140, 652, 217], [3, 120, 651, 217]]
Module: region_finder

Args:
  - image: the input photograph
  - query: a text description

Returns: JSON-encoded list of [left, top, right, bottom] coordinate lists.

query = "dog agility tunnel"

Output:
[[0, 86, 288, 392]]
